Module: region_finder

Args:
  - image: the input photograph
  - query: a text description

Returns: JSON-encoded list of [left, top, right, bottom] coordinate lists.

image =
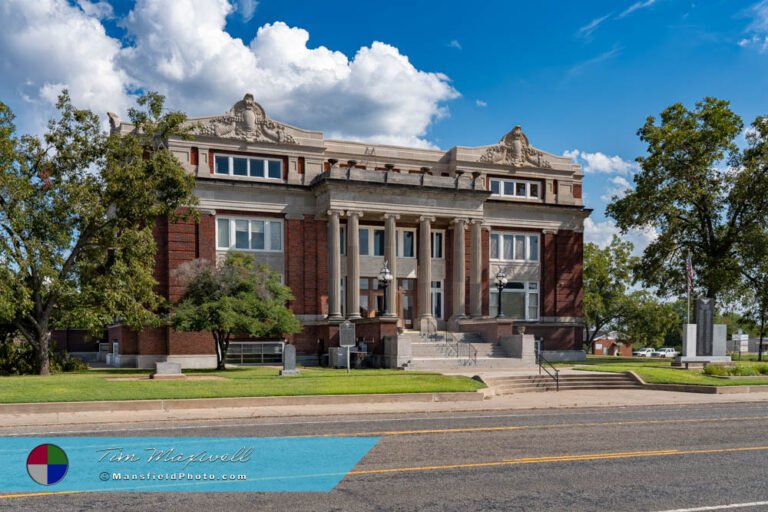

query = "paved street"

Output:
[[3, 402, 768, 511]]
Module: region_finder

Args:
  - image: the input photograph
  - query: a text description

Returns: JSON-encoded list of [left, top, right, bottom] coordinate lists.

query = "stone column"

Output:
[[383, 213, 399, 317], [418, 216, 435, 331], [345, 211, 362, 319], [470, 219, 483, 318], [450, 218, 468, 327], [327, 209, 343, 321]]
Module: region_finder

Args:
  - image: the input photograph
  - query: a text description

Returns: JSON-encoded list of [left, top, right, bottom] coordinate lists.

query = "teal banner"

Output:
[[0, 437, 379, 493]]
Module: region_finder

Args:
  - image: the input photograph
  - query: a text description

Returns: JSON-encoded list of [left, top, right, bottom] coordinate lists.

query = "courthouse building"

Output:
[[106, 94, 590, 368]]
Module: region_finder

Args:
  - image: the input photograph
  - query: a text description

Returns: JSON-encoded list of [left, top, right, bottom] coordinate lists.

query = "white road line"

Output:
[[654, 501, 768, 511]]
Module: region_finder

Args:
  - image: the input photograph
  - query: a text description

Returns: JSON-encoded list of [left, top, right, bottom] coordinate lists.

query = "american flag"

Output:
[[685, 253, 695, 289]]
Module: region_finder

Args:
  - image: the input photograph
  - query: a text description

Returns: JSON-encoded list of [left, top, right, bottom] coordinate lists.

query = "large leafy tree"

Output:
[[607, 98, 768, 301], [0, 92, 197, 375], [172, 253, 302, 370], [736, 224, 768, 361], [583, 236, 637, 349], [620, 291, 680, 349]]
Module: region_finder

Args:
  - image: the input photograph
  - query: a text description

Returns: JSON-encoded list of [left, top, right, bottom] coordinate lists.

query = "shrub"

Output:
[[50, 352, 90, 373], [755, 365, 768, 375], [704, 364, 729, 376], [731, 365, 760, 377]]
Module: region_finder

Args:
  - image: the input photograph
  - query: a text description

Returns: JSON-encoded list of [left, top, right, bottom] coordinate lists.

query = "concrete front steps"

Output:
[[403, 330, 534, 370], [484, 372, 641, 394]]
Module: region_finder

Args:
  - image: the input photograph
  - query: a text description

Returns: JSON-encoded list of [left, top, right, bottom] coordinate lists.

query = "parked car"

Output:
[[633, 348, 655, 357], [653, 347, 678, 358]]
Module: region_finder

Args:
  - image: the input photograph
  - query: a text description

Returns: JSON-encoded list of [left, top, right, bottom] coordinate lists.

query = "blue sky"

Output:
[[1, 0, 767, 251]]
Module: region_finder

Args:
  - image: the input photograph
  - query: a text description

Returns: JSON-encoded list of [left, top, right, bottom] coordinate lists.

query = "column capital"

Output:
[[450, 217, 469, 228], [382, 213, 400, 220], [198, 208, 216, 216], [542, 229, 559, 235], [418, 215, 436, 223], [326, 209, 343, 218], [345, 210, 364, 218]]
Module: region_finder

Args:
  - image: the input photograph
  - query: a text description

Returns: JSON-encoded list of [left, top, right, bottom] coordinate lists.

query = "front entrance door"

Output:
[[397, 278, 417, 329]]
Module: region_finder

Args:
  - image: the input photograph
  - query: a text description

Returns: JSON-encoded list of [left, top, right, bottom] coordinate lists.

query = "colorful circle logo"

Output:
[[26, 444, 69, 486]]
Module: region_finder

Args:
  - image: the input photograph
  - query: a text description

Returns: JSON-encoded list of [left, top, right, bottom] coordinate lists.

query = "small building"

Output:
[[591, 331, 633, 357], [105, 94, 591, 368]]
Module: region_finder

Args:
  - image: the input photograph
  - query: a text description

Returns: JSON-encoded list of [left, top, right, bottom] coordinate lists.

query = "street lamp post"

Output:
[[378, 261, 394, 316], [495, 269, 508, 319]]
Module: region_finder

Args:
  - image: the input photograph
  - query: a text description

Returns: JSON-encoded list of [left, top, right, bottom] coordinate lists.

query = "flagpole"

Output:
[[686, 251, 692, 325]]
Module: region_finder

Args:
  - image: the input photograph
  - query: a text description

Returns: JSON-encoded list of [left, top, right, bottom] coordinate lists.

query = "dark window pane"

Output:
[[270, 222, 282, 251], [373, 229, 385, 256], [235, 220, 249, 249], [529, 183, 539, 198], [529, 236, 539, 261], [516, 182, 526, 196], [432, 232, 443, 258], [215, 155, 229, 174], [233, 158, 247, 176], [250, 159, 265, 177], [490, 234, 500, 259], [403, 231, 414, 257], [490, 180, 501, 194], [268, 160, 282, 179], [359, 229, 369, 255], [251, 221, 265, 250]]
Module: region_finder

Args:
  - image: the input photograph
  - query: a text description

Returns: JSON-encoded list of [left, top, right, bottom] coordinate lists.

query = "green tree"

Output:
[[583, 236, 637, 349], [0, 92, 197, 375], [621, 291, 680, 349], [172, 253, 302, 370], [607, 98, 768, 301], [735, 225, 768, 360]]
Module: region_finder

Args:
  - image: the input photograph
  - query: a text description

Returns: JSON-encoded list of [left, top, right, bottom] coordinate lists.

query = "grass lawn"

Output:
[[0, 367, 485, 404], [564, 356, 768, 387]]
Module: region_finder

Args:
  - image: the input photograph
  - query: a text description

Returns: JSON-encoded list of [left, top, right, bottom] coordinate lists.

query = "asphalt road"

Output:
[[3, 402, 768, 512]]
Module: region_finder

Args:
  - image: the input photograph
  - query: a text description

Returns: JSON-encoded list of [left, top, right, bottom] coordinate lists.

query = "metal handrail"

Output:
[[445, 331, 478, 366], [537, 352, 560, 391]]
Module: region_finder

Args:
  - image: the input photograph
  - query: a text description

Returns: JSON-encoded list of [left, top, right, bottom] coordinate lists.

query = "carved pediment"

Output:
[[479, 126, 551, 168], [188, 94, 297, 145]]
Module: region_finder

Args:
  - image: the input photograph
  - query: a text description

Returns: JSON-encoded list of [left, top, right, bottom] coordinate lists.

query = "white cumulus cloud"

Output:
[[564, 149, 636, 174], [0, 0, 459, 148], [584, 218, 657, 256], [600, 175, 632, 202]]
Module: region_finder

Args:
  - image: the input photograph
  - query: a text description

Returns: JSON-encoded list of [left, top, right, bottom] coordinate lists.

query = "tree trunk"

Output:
[[214, 332, 225, 370], [37, 332, 51, 376], [759, 315, 765, 363]]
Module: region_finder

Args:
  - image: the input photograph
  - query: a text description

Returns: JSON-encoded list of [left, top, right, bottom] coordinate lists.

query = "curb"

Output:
[[0, 391, 485, 415], [625, 371, 758, 394]]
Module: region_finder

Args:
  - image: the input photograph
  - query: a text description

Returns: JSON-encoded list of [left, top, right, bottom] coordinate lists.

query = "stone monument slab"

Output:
[[280, 344, 300, 376], [151, 361, 184, 380], [695, 298, 714, 356]]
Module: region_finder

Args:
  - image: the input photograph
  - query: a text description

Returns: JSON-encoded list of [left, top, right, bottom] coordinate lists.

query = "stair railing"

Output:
[[445, 331, 477, 366], [537, 352, 560, 391]]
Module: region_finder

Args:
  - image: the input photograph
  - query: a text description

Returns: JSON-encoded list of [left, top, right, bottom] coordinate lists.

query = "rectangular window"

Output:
[[529, 183, 539, 198], [251, 220, 265, 250], [529, 236, 539, 261], [490, 179, 501, 195], [215, 155, 229, 175], [268, 160, 282, 179], [373, 229, 385, 256], [233, 157, 248, 176], [490, 233, 540, 262], [490, 281, 539, 320], [217, 218, 229, 248], [515, 182, 527, 197], [216, 218, 284, 252], [489, 178, 541, 199], [431, 281, 443, 319], [431, 231, 444, 259], [359, 228, 369, 256], [401, 231, 415, 258], [235, 220, 249, 249], [340, 226, 346, 255], [250, 158, 265, 177]]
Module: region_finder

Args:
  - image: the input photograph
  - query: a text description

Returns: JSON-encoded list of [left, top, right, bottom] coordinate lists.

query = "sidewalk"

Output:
[[2, 386, 768, 430]]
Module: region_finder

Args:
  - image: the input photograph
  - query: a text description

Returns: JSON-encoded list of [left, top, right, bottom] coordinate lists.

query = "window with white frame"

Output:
[[431, 231, 444, 259], [396, 228, 416, 258], [489, 178, 540, 199], [490, 232, 539, 262], [214, 154, 283, 180], [489, 281, 539, 320], [216, 217, 283, 252], [357, 227, 386, 256], [431, 281, 443, 319]]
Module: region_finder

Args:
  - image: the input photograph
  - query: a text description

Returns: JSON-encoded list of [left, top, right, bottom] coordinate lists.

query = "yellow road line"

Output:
[[298, 415, 768, 438], [348, 445, 768, 476], [0, 491, 83, 499]]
